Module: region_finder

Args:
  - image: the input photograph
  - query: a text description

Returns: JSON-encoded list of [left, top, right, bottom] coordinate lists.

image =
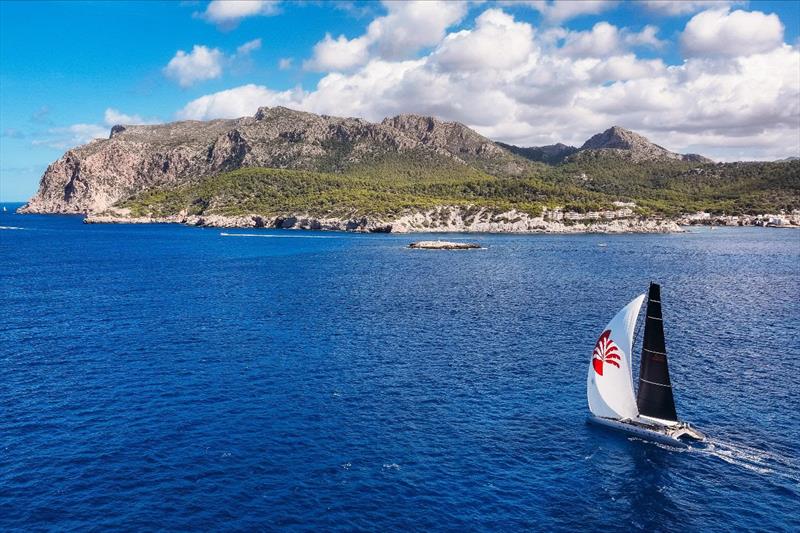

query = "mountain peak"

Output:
[[578, 126, 712, 163], [580, 126, 658, 152]]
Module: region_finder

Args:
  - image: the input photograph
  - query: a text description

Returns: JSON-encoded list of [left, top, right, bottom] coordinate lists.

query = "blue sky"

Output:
[[1, 0, 799, 201]]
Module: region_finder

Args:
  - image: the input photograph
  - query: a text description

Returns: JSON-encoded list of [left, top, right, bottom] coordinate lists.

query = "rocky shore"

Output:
[[676, 211, 800, 228], [82, 205, 685, 234], [409, 241, 482, 249]]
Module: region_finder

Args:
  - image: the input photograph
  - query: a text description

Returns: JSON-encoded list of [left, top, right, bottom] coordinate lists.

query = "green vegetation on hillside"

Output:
[[547, 156, 800, 215], [119, 153, 800, 219]]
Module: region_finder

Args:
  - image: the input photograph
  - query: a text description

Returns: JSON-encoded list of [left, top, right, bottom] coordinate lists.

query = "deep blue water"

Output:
[[2, 203, 799, 532]]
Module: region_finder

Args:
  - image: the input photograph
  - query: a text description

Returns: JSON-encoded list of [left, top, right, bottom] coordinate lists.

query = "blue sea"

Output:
[[2, 203, 799, 531]]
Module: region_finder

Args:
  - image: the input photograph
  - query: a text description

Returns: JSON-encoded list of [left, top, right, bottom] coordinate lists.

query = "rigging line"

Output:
[[639, 378, 672, 388], [633, 301, 645, 365]]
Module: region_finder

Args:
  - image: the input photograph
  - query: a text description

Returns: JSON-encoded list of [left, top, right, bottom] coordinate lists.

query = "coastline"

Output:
[[78, 206, 685, 234], [17, 204, 800, 234]]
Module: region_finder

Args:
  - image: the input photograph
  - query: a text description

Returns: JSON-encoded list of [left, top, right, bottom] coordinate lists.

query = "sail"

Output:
[[587, 293, 645, 420], [636, 283, 678, 422]]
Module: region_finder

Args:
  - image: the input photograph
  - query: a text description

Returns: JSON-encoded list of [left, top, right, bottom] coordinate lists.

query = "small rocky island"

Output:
[[409, 241, 482, 250]]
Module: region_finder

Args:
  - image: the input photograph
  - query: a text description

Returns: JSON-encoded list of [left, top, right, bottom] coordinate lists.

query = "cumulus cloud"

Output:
[[623, 25, 665, 49], [433, 9, 535, 72], [366, 0, 468, 59], [163, 45, 224, 87], [177, 7, 800, 161], [176, 84, 306, 120], [681, 8, 784, 57], [199, 0, 280, 28], [558, 22, 664, 58], [642, 1, 741, 16], [103, 108, 160, 126], [163, 40, 263, 87], [304, 33, 371, 72], [304, 1, 467, 71], [520, 0, 618, 24]]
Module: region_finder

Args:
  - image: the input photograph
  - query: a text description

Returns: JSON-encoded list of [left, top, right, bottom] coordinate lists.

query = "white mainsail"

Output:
[[587, 294, 645, 420]]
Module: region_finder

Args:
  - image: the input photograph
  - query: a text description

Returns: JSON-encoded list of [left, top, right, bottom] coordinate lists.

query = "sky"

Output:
[[1, 0, 799, 201]]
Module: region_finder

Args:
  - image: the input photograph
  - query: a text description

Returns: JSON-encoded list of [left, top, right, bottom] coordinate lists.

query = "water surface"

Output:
[[2, 206, 799, 531]]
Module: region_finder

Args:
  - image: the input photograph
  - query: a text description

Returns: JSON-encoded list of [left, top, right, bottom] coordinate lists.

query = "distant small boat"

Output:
[[598, 243, 608, 248], [2, 206, 7, 212], [587, 283, 705, 445]]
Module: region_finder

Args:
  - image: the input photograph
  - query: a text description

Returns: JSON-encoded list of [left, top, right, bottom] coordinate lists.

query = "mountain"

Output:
[[497, 127, 711, 165], [21, 107, 532, 214], [574, 126, 713, 163], [495, 142, 578, 165], [20, 108, 797, 226]]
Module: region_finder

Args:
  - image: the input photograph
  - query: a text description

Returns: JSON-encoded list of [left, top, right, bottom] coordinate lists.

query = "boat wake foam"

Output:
[[0, 226, 25, 230], [699, 439, 800, 481], [633, 436, 800, 482]]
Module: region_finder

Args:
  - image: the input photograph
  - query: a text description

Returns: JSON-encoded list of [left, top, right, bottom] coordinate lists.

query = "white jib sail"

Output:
[[587, 293, 645, 420]]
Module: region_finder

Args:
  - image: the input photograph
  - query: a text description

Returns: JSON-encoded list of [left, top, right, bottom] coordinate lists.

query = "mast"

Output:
[[636, 283, 678, 421]]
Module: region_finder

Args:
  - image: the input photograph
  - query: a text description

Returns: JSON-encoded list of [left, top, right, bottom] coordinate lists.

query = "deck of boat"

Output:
[[589, 415, 705, 445]]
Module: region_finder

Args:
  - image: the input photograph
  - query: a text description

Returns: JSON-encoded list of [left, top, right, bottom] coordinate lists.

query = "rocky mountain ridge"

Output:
[[498, 126, 712, 165], [21, 107, 717, 215], [21, 107, 520, 214]]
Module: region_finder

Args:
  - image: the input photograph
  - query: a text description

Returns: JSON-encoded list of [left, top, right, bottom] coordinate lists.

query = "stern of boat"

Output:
[[669, 423, 705, 442]]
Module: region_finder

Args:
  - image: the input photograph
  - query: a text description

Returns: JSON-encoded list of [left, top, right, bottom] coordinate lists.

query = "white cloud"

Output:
[[559, 22, 665, 58], [200, 0, 280, 28], [588, 54, 667, 83], [278, 57, 293, 70], [163, 40, 263, 87], [304, 1, 467, 71], [236, 38, 262, 56], [520, 0, 618, 24], [176, 83, 306, 120], [642, 1, 740, 16], [163, 45, 224, 87], [433, 9, 535, 72], [623, 25, 665, 49], [103, 108, 159, 126], [304, 33, 371, 72], [681, 8, 784, 57], [176, 7, 799, 161], [560, 21, 622, 57], [365, 0, 468, 59]]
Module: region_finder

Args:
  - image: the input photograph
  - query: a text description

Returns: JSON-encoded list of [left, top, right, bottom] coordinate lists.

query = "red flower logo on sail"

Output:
[[593, 329, 621, 376]]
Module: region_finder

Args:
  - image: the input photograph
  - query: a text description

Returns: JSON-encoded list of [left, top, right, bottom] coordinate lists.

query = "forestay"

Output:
[[587, 294, 645, 420]]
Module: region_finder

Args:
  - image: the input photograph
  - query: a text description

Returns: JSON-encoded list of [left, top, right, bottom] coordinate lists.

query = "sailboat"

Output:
[[587, 283, 705, 445]]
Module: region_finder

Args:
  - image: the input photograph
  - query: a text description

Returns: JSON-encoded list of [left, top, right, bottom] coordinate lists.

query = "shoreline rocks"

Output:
[[409, 241, 482, 249], [81, 205, 686, 234]]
